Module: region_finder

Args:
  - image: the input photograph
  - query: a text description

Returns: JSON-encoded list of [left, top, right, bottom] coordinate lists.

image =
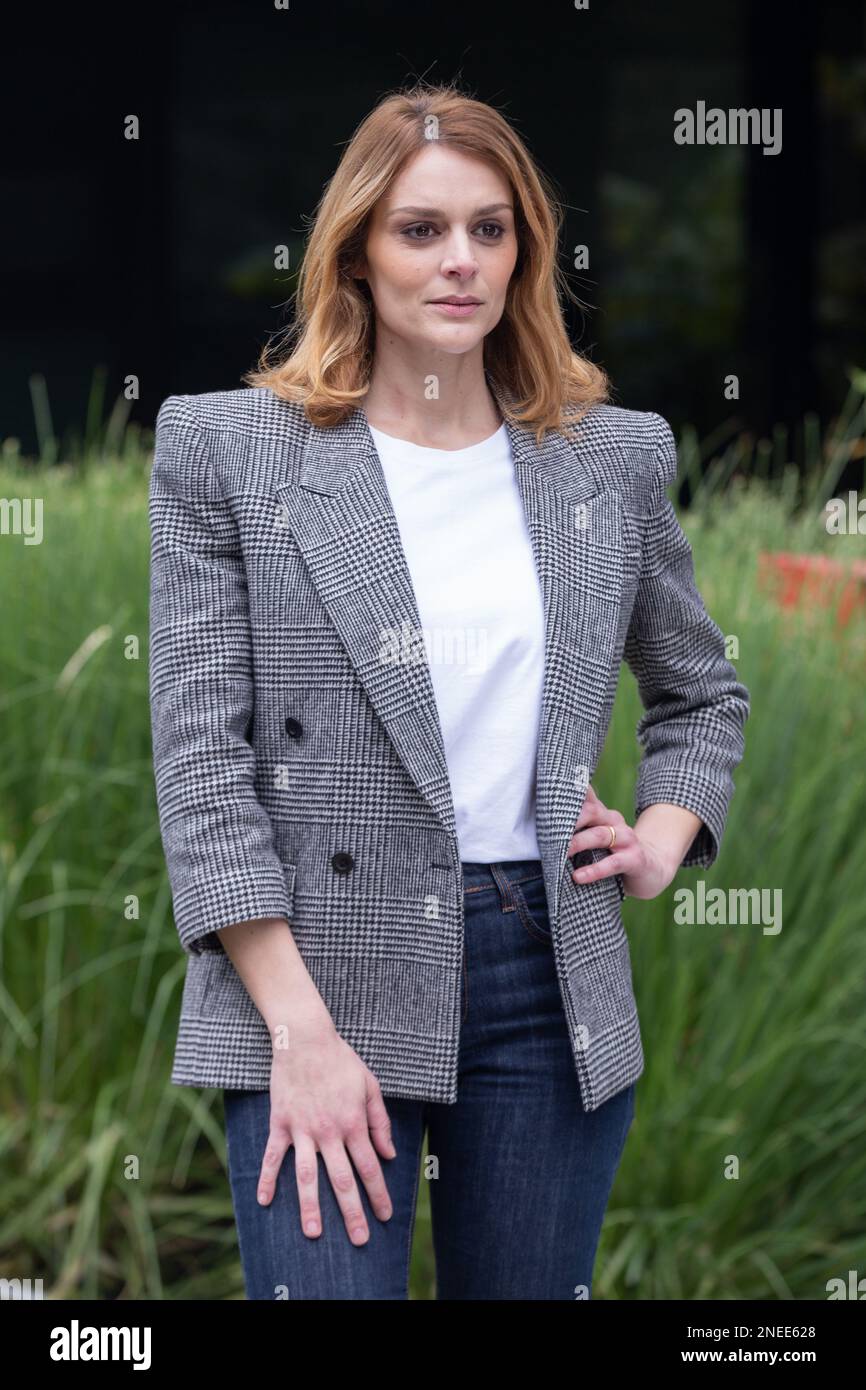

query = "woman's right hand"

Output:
[[256, 1020, 397, 1245]]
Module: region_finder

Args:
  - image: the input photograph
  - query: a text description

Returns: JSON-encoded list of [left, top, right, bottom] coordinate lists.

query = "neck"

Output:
[[360, 343, 501, 449]]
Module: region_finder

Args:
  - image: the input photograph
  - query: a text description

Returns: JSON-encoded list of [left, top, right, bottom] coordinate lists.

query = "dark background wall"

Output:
[[3, 0, 864, 458]]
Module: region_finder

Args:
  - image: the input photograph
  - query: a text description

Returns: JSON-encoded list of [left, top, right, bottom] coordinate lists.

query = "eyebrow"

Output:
[[386, 203, 513, 218]]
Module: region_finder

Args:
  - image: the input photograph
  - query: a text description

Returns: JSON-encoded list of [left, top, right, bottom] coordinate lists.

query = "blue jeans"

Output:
[[223, 859, 636, 1300]]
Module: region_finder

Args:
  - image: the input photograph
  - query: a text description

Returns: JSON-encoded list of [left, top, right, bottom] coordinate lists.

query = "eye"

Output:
[[400, 223, 437, 240], [399, 221, 508, 242]]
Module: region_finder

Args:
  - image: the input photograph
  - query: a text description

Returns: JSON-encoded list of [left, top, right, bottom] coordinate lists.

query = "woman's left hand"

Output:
[[567, 785, 680, 901]]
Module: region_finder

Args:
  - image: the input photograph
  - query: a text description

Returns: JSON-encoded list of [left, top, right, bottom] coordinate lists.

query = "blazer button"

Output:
[[331, 851, 354, 874], [285, 717, 303, 738]]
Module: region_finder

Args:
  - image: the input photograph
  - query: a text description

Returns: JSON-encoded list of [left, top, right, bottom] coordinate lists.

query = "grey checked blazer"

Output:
[[148, 372, 749, 1111]]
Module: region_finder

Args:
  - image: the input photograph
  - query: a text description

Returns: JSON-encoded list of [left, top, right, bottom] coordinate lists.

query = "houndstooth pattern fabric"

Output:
[[147, 370, 749, 1111]]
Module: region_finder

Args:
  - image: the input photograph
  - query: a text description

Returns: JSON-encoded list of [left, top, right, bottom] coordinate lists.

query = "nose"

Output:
[[439, 229, 480, 280]]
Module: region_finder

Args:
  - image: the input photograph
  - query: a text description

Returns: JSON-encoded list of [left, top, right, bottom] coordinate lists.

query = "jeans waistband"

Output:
[[461, 858, 542, 876], [460, 860, 544, 904]]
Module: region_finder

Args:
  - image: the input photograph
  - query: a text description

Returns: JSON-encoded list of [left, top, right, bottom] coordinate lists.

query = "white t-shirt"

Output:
[[369, 420, 545, 863]]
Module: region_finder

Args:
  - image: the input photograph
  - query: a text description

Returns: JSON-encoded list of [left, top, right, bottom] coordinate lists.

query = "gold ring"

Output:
[[607, 824, 617, 850]]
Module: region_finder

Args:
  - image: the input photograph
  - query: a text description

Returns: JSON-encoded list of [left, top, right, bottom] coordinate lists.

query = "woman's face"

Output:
[[357, 143, 519, 358]]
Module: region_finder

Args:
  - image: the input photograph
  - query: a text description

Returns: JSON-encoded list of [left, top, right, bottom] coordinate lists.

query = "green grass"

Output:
[[1, 373, 865, 1299]]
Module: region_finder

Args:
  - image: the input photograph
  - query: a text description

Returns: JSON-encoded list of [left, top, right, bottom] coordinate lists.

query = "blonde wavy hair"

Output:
[[243, 80, 611, 444]]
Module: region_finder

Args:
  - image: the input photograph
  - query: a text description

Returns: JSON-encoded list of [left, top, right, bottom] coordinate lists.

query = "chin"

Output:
[[427, 329, 486, 354]]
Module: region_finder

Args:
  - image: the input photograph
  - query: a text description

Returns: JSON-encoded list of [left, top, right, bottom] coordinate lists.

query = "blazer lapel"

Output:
[[275, 406, 458, 836], [496, 382, 624, 920], [274, 373, 624, 916]]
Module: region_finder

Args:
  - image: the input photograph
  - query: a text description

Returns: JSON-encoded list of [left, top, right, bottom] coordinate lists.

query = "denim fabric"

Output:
[[223, 860, 636, 1300]]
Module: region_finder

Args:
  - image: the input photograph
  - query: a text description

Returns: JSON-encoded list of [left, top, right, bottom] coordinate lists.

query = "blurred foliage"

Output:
[[0, 376, 864, 1298]]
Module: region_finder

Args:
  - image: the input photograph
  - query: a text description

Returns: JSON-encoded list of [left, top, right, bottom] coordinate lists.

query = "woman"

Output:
[[148, 81, 749, 1300]]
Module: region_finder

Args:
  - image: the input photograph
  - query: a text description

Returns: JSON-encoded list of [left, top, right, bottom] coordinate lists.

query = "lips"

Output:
[[427, 297, 484, 318]]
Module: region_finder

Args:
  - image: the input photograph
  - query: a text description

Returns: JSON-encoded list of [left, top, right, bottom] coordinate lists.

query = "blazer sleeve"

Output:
[[148, 395, 292, 953], [623, 412, 750, 869]]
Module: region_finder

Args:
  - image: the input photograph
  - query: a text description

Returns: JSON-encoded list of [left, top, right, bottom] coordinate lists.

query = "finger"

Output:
[[257, 1122, 292, 1207], [568, 799, 629, 853], [365, 1073, 397, 1160], [573, 851, 629, 884], [344, 1124, 393, 1223], [578, 797, 628, 830], [293, 1133, 322, 1238], [567, 803, 612, 854], [571, 791, 609, 838], [569, 822, 635, 858], [319, 1140, 370, 1246]]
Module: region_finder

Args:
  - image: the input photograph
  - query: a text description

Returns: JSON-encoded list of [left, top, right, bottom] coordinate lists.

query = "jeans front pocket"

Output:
[[513, 874, 553, 944]]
